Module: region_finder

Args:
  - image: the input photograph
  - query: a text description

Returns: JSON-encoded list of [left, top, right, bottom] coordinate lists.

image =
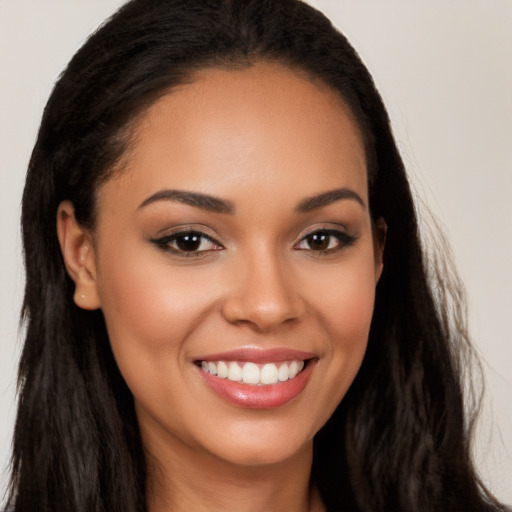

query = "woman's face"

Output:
[[88, 63, 383, 467]]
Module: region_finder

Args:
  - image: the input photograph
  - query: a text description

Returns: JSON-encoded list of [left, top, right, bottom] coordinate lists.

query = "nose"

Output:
[[221, 249, 306, 332]]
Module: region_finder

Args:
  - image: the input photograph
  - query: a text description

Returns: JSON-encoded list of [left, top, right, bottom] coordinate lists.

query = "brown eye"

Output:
[[294, 229, 358, 254], [151, 230, 223, 256], [305, 232, 331, 251], [175, 233, 202, 252]]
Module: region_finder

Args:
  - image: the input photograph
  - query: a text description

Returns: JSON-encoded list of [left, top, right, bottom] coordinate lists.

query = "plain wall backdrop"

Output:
[[0, 0, 510, 504]]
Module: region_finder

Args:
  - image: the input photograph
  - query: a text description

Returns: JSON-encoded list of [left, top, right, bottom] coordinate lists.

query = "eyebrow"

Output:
[[295, 188, 365, 213], [139, 186, 364, 214], [138, 189, 235, 214]]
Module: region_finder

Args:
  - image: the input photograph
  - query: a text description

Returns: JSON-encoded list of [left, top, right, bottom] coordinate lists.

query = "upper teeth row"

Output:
[[200, 360, 305, 385]]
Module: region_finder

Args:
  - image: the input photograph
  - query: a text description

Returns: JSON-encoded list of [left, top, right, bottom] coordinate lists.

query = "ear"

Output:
[[373, 217, 387, 283], [56, 201, 101, 310]]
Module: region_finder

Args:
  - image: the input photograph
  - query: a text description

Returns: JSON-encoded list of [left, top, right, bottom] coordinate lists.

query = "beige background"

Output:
[[0, 0, 510, 503]]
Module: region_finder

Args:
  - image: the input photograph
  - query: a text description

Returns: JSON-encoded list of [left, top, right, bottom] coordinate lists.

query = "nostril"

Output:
[[221, 291, 305, 331]]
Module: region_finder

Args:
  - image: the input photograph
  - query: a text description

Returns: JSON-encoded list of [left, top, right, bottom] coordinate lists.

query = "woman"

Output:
[[5, 0, 510, 510]]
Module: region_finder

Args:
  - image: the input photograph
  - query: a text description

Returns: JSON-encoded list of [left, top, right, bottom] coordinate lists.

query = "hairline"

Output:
[[90, 57, 373, 228]]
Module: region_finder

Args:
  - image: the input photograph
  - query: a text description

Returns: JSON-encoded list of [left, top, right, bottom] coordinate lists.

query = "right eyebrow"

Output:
[[138, 189, 235, 214]]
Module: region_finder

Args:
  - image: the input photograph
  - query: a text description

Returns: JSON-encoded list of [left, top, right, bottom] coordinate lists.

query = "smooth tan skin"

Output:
[[58, 62, 385, 512]]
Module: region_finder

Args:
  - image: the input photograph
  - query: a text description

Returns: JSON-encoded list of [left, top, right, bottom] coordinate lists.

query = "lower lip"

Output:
[[198, 360, 315, 409]]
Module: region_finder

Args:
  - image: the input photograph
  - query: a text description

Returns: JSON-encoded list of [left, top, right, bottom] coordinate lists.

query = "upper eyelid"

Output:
[[294, 227, 358, 250], [149, 224, 355, 246], [294, 224, 350, 240], [152, 230, 221, 245], [156, 229, 215, 240], [151, 224, 222, 241], [150, 231, 224, 259]]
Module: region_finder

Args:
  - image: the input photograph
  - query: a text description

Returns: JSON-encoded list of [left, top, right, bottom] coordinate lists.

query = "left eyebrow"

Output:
[[295, 188, 366, 213]]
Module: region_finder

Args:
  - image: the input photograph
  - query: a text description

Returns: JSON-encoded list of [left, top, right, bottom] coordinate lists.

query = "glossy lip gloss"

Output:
[[195, 348, 317, 409]]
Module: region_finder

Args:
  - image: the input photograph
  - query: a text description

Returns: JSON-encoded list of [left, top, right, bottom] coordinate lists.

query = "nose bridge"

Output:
[[222, 243, 304, 330]]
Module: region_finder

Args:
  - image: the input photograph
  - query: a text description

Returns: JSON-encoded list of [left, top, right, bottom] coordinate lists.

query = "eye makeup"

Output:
[[294, 228, 358, 254], [149, 225, 358, 260], [150, 229, 224, 257]]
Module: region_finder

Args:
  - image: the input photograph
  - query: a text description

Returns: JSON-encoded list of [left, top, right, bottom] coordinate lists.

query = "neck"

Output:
[[143, 421, 324, 512]]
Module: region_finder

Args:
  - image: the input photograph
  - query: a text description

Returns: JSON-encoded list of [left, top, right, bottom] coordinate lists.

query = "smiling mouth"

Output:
[[197, 359, 309, 386], [196, 355, 316, 408]]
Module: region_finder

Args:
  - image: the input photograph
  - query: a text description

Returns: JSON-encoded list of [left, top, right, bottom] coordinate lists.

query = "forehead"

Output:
[[99, 62, 368, 209]]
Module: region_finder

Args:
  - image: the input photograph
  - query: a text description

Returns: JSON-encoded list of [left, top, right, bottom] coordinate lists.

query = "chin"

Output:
[[202, 418, 315, 468]]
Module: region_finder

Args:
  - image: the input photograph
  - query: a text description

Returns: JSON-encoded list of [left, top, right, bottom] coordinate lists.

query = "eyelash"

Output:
[[150, 230, 223, 257], [294, 229, 358, 254], [150, 228, 357, 257]]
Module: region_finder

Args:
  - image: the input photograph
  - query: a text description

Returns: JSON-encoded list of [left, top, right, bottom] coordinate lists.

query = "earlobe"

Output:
[[56, 201, 101, 310], [374, 217, 387, 283]]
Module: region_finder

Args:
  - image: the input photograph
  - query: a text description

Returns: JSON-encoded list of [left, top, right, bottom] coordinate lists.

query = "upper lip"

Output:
[[195, 347, 317, 363]]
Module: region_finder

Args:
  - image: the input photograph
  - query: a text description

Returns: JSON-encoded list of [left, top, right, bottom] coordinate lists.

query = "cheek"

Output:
[[308, 254, 377, 394], [315, 255, 377, 339], [94, 246, 219, 439], [98, 237, 203, 322], [94, 240, 217, 374]]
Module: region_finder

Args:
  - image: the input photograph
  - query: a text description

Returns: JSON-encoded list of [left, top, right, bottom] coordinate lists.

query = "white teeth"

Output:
[[242, 362, 260, 384], [278, 363, 289, 382], [260, 363, 279, 385], [200, 359, 306, 385], [228, 362, 243, 382], [288, 360, 299, 379], [217, 360, 228, 378]]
